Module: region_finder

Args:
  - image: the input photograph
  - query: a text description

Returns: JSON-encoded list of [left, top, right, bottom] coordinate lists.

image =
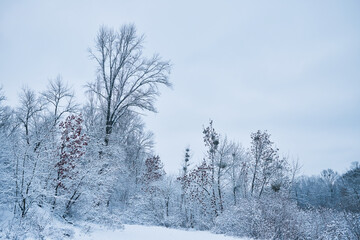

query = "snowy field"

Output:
[[74, 224, 250, 240]]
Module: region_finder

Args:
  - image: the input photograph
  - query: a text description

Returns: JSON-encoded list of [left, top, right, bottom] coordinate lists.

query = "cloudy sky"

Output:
[[1, 0, 359, 176]]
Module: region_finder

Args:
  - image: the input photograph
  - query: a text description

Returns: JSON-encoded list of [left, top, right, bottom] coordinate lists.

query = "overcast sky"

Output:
[[1, 0, 359, 176]]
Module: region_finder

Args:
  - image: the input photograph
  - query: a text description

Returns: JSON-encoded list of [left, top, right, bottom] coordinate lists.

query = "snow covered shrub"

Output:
[[163, 215, 182, 228], [258, 194, 308, 239], [310, 209, 359, 240], [213, 198, 264, 238], [214, 193, 309, 239], [121, 195, 154, 224], [214, 194, 360, 239], [0, 206, 75, 240], [343, 211, 360, 239]]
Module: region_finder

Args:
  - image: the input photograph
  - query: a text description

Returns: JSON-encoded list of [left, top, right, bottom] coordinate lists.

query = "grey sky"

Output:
[[1, 0, 359, 176]]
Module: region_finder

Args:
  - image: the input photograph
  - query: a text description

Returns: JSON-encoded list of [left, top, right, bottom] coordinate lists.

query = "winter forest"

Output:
[[0, 23, 359, 239]]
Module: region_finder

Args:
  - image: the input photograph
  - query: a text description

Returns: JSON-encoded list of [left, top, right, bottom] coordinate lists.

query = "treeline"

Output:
[[0, 24, 359, 240], [294, 165, 360, 212]]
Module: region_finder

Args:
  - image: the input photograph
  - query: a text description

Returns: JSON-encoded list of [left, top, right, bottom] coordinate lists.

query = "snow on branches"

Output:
[[56, 114, 88, 189]]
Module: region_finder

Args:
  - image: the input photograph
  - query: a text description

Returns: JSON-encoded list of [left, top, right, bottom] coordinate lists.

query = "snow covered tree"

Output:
[[0, 131, 14, 210], [0, 90, 12, 206], [249, 130, 284, 197], [142, 155, 165, 186], [0, 86, 12, 131], [42, 76, 78, 127], [87, 24, 171, 145], [339, 164, 360, 212], [178, 160, 213, 229], [139, 155, 167, 223], [14, 87, 47, 217], [122, 114, 154, 186], [226, 142, 248, 204], [179, 147, 191, 225], [53, 114, 88, 217], [202, 120, 220, 216]]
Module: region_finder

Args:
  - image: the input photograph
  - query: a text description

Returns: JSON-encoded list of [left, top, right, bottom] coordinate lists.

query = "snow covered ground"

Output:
[[74, 224, 250, 240]]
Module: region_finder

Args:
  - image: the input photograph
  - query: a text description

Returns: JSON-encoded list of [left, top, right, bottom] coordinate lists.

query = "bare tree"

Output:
[[17, 88, 45, 146], [15, 87, 45, 217], [215, 136, 233, 213], [227, 142, 248, 204], [42, 75, 78, 126], [0, 86, 4, 103], [203, 120, 220, 216], [87, 24, 171, 145], [249, 130, 281, 197], [0, 86, 12, 131]]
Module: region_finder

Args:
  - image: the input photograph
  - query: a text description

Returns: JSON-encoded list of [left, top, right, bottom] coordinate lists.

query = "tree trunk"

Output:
[[165, 196, 169, 217], [105, 120, 112, 146], [233, 186, 237, 205], [251, 159, 259, 195], [211, 154, 218, 217], [217, 166, 223, 212], [53, 182, 60, 209]]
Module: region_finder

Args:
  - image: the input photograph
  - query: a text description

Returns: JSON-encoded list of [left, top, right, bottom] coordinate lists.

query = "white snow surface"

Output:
[[74, 224, 250, 240]]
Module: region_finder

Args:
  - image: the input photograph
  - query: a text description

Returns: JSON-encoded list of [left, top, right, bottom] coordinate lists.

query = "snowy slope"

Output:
[[74, 224, 250, 240]]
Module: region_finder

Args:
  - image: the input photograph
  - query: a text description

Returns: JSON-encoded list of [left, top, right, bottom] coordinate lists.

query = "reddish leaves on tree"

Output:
[[143, 155, 166, 183], [178, 161, 212, 206], [56, 114, 88, 189], [142, 155, 166, 193]]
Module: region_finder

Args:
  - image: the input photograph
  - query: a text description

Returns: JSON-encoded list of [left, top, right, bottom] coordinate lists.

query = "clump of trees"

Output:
[[0, 24, 171, 239], [0, 24, 359, 240], [176, 120, 359, 239]]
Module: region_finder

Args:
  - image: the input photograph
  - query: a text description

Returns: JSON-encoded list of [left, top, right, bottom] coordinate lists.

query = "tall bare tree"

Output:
[[203, 120, 220, 216], [88, 24, 171, 145], [15, 88, 45, 217], [17, 88, 45, 146], [249, 130, 280, 197]]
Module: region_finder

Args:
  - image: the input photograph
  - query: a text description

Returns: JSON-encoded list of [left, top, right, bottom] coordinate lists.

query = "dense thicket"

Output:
[[0, 25, 359, 240]]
